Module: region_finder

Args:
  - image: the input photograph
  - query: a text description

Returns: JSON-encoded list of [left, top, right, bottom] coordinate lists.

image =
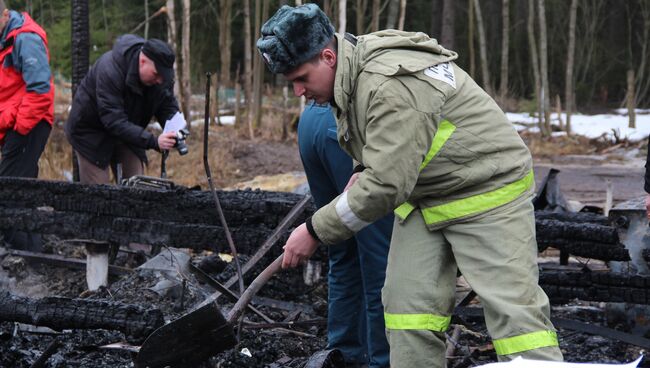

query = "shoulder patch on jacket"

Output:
[[424, 62, 456, 89]]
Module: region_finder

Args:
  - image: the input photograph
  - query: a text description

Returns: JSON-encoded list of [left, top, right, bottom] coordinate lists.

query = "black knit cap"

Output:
[[257, 3, 335, 74], [141, 38, 175, 85]]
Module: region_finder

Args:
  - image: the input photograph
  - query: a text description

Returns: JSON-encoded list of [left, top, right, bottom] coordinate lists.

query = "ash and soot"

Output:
[[0, 177, 649, 367]]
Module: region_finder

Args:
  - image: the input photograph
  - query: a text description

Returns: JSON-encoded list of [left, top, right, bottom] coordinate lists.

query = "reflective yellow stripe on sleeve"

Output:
[[384, 312, 451, 332], [421, 170, 534, 225], [492, 330, 559, 356], [394, 120, 456, 220], [419, 120, 456, 171], [394, 202, 415, 221]]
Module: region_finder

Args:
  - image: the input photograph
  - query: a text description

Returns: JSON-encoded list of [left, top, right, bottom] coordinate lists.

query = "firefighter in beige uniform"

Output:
[[257, 4, 563, 367]]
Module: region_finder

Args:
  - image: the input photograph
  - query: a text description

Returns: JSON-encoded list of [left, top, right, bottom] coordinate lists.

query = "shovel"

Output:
[[134, 253, 285, 368]]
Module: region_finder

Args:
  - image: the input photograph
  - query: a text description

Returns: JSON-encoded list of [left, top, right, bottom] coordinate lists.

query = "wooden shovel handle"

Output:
[[227, 253, 283, 323]]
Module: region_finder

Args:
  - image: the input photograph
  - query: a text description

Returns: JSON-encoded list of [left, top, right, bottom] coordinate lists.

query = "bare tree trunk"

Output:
[[243, 0, 253, 138], [440, 0, 455, 49], [356, 0, 367, 35], [338, 0, 347, 33], [324, 0, 332, 17], [565, 0, 577, 133], [210, 74, 220, 125], [282, 86, 289, 140], [233, 63, 241, 127], [234, 82, 241, 126], [49, 0, 55, 26], [144, 0, 150, 39], [473, 0, 492, 95], [219, 0, 233, 88], [468, 0, 475, 79], [498, 0, 509, 99], [385, 0, 398, 29], [537, 0, 551, 135], [166, 0, 180, 99], [627, 69, 636, 128], [371, 0, 380, 32], [215, 75, 221, 126], [71, 0, 90, 183], [574, 1, 606, 98], [429, 0, 442, 37], [71, 0, 89, 97], [252, 0, 268, 133], [633, 2, 650, 107], [398, 0, 406, 31], [180, 0, 192, 127], [527, 0, 544, 136], [101, 0, 108, 34], [555, 94, 563, 130], [252, 0, 262, 133]]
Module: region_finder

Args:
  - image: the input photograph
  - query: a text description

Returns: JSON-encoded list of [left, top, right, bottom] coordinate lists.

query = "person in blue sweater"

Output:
[[298, 101, 393, 368]]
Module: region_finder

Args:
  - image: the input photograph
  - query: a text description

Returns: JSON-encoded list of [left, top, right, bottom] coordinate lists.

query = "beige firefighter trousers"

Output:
[[382, 196, 563, 368]]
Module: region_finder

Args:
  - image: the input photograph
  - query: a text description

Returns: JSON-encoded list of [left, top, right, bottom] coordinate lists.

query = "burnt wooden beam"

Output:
[[536, 219, 619, 244], [1, 177, 633, 262], [0, 207, 282, 253], [0, 177, 313, 227], [535, 210, 610, 225], [540, 270, 650, 305], [537, 239, 631, 261], [8, 249, 132, 275], [0, 291, 164, 340], [0, 177, 314, 253]]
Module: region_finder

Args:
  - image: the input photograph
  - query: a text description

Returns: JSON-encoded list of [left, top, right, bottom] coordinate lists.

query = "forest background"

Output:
[[5, 0, 650, 184], [7, 0, 650, 132]]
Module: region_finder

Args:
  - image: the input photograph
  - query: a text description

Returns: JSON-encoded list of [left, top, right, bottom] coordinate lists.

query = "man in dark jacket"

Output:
[[65, 34, 180, 184]]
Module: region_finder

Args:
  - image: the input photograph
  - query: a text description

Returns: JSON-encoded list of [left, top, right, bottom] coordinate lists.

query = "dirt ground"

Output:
[[38, 119, 648, 208]]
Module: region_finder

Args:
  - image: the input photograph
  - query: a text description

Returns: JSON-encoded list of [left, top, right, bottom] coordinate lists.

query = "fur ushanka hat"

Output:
[[256, 3, 335, 74]]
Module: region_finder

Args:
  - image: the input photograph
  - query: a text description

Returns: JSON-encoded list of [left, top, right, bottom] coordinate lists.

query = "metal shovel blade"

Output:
[[304, 349, 346, 368], [135, 301, 237, 368]]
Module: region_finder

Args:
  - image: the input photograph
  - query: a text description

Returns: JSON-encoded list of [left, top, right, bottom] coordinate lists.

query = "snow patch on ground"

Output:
[[507, 110, 650, 142]]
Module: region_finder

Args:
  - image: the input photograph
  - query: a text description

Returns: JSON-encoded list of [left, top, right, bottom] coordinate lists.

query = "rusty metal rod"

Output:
[[202, 72, 245, 297]]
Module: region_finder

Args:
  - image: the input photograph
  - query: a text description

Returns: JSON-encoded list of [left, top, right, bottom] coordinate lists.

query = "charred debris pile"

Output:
[[0, 176, 649, 367]]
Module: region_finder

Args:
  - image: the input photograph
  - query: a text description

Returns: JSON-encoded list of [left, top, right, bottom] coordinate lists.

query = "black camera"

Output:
[[174, 128, 189, 155]]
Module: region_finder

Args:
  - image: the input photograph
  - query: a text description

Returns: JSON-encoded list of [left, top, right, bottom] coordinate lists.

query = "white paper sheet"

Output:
[[475, 356, 643, 368], [163, 111, 186, 133]]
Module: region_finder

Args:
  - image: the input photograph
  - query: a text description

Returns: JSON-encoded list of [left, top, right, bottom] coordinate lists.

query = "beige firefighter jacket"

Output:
[[310, 30, 534, 245]]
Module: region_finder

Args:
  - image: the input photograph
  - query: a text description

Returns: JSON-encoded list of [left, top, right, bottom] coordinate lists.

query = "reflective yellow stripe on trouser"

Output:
[[493, 330, 559, 356], [384, 312, 451, 332]]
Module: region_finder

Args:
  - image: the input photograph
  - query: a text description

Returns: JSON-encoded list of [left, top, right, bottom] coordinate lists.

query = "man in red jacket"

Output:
[[0, 0, 54, 250], [0, 0, 54, 178]]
